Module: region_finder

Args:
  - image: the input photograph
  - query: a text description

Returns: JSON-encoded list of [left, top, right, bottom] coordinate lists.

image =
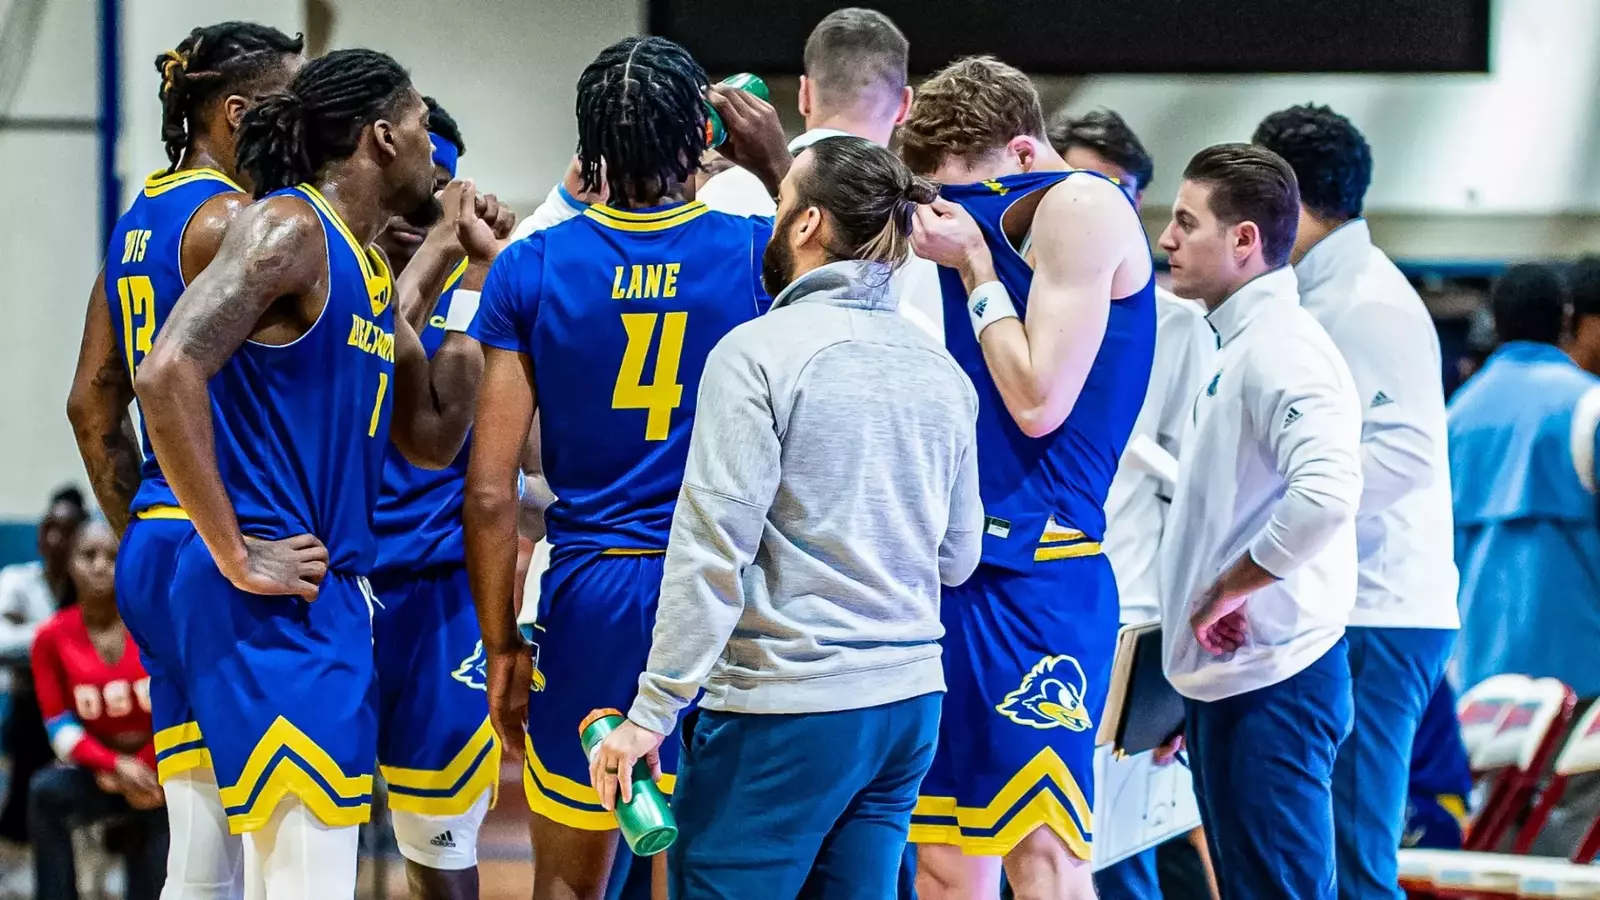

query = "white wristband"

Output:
[[967, 280, 1019, 338], [443, 289, 481, 333]]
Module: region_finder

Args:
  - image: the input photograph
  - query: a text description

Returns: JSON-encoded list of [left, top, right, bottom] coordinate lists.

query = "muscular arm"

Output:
[[464, 347, 537, 655], [956, 177, 1137, 438], [66, 270, 141, 536], [136, 197, 325, 572]]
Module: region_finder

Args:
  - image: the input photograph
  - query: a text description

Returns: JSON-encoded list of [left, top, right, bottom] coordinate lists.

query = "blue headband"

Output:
[[430, 133, 460, 178]]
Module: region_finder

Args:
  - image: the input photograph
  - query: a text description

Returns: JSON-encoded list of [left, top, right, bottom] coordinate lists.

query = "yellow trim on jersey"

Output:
[[1034, 518, 1102, 562], [142, 167, 243, 198], [135, 505, 190, 521], [522, 735, 676, 831], [295, 183, 394, 312], [1034, 542, 1103, 562], [584, 201, 710, 233], [907, 747, 1092, 858], [380, 718, 502, 816], [444, 256, 470, 291], [1438, 793, 1470, 831], [217, 717, 373, 834], [153, 721, 211, 783], [154, 721, 203, 754], [599, 548, 668, 557], [157, 748, 214, 783]]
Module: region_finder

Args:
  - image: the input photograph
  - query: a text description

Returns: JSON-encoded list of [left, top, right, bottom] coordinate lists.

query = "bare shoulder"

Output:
[[1033, 173, 1151, 281]]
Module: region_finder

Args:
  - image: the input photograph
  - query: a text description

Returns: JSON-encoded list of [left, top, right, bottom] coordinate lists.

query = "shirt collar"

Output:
[[771, 260, 898, 312], [1206, 265, 1300, 346], [1293, 218, 1371, 296], [1486, 340, 1577, 369], [788, 128, 866, 153]]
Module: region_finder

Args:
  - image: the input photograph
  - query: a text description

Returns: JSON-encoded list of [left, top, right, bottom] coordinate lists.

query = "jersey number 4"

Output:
[[613, 312, 687, 441], [116, 275, 156, 379]]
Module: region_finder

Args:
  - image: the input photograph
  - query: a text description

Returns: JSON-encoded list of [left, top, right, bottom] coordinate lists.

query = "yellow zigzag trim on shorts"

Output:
[[217, 717, 373, 834], [908, 747, 1092, 858], [153, 721, 212, 784], [381, 717, 502, 816], [522, 735, 676, 832]]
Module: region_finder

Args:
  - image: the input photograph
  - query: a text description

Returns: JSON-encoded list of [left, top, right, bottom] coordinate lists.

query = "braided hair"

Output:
[[235, 49, 414, 198], [575, 37, 707, 203], [424, 96, 464, 155], [154, 22, 304, 174]]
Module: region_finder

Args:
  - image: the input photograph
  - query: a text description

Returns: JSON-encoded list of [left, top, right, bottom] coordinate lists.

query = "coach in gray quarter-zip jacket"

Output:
[[590, 135, 982, 899]]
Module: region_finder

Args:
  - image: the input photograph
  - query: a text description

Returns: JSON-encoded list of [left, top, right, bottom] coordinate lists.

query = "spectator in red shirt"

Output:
[[28, 518, 166, 900]]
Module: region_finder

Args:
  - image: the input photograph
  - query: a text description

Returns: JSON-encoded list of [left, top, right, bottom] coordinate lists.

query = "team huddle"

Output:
[[64, 7, 1361, 900]]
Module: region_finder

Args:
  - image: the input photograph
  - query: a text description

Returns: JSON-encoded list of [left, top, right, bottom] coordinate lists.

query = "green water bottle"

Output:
[[579, 709, 677, 855], [704, 73, 770, 148]]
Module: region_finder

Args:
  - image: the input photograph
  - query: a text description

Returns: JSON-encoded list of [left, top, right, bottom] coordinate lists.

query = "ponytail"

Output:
[[800, 136, 937, 271], [236, 91, 314, 195]]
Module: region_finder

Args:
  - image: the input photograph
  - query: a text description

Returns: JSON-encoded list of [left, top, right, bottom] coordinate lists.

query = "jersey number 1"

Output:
[[613, 312, 687, 441], [116, 275, 156, 379]]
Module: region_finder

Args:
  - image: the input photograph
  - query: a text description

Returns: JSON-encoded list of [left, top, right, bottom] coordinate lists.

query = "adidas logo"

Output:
[[430, 831, 455, 849], [1283, 406, 1303, 426], [972, 298, 988, 318], [1371, 391, 1394, 408]]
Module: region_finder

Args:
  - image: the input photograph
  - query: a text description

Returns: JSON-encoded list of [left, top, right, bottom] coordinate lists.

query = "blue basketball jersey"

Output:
[[206, 184, 396, 573], [104, 168, 245, 514], [939, 171, 1156, 570], [372, 260, 470, 576], [471, 201, 772, 552]]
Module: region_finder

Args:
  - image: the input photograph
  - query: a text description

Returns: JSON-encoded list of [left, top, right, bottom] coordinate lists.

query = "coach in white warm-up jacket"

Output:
[[1255, 104, 1460, 900], [1157, 143, 1364, 900]]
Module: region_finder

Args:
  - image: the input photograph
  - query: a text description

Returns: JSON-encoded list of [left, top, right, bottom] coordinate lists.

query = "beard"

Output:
[[760, 208, 802, 298], [402, 192, 443, 229]]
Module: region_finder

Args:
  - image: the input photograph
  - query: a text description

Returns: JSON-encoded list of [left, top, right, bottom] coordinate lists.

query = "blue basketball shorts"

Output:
[[370, 564, 498, 817], [166, 530, 379, 834], [911, 553, 1119, 858], [115, 510, 209, 783], [522, 550, 689, 830]]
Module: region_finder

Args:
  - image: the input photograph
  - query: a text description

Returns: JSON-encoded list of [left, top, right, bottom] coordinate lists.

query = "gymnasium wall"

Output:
[[0, 0, 1595, 532]]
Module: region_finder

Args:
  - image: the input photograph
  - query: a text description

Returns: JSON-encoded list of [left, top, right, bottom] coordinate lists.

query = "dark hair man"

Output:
[[1157, 143, 1363, 899], [134, 48, 498, 896], [1255, 103, 1459, 900], [1048, 108, 1156, 202]]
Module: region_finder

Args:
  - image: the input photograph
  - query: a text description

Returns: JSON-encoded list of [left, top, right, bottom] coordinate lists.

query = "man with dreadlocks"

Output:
[[134, 48, 499, 898], [460, 35, 773, 900], [66, 21, 303, 900]]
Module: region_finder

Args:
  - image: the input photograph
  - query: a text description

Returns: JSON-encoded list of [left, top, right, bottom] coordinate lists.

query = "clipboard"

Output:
[[1096, 622, 1186, 757]]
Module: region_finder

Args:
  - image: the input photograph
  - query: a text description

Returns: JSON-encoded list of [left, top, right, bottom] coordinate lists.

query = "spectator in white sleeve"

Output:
[[1255, 104, 1458, 900], [1157, 144, 1363, 900]]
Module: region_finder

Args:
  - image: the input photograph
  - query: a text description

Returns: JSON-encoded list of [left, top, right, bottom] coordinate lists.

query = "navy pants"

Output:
[[1186, 640, 1353, 900], [1095, 846, 1162, 899], [671, 693, 941, 900], [1334, 627, 1454, 899]]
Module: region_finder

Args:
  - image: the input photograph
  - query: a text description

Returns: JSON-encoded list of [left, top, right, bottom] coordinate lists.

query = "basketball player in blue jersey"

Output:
[[462, 36, 773, 900], [897, 57, 1157, 900], [135, 49, 497, 898], [66, 22, 303, 900], [369, 98, 518, 900]]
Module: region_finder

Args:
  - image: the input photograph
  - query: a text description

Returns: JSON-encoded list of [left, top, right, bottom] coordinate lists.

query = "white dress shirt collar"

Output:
[[788, 127, 865, 153], [1206, 265, 1299, 347], [1294, 218, 1372, 297]]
